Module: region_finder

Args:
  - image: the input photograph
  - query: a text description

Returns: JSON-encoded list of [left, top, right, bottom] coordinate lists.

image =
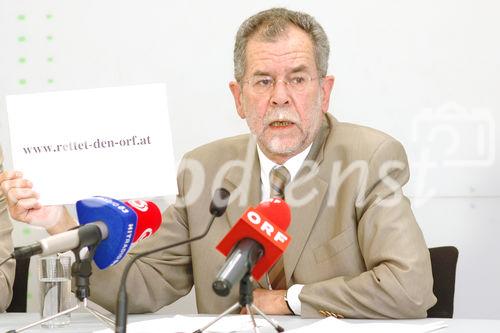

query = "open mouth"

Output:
[[269, 121, 294, 127]]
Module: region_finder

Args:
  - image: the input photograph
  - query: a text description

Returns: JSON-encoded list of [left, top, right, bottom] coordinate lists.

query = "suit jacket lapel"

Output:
[[284, 116, 332, 285], [222, 135, 261, 229]]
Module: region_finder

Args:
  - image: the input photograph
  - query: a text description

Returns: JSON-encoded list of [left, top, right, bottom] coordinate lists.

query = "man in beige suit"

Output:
[[0, 147, 15, 312], [0, 8, 436, 318]]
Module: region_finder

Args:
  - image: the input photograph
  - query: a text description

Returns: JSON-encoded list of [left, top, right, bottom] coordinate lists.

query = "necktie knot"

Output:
[[269, 165, 291, 199]]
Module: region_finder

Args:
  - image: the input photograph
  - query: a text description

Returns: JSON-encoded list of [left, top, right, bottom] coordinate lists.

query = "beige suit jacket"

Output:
[[0, 148, 15, 312], [89, 114, 436, 318]]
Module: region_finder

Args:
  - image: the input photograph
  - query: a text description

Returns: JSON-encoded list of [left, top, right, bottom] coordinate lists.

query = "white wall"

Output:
[[0, 0, 498, 318]]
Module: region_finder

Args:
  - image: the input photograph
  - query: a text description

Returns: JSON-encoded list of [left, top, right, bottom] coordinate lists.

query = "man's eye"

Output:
[[255, 78, 273, 86], [290, 76, 306, 85]]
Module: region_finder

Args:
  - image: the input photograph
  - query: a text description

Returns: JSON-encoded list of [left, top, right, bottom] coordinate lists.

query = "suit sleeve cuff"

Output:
[[286, 284, 304, 315]]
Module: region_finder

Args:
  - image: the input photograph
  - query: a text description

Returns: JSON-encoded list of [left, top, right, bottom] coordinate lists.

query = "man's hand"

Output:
[[0, 170, 77, 234], [240, 288, 292, 315]]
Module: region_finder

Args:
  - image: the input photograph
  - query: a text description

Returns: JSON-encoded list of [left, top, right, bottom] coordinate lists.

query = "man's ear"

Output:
[[320, 75, 335, 114], [229, 81, 245, 119]]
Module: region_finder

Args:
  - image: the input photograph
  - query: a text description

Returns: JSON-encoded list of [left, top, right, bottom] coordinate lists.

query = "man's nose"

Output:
[[270, 80, 290, 106]]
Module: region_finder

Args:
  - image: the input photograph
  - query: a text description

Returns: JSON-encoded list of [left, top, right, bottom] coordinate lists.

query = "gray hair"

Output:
[[234, 8, 330, 82]]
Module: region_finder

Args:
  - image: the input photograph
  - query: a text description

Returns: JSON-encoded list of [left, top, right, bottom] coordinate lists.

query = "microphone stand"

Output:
[[193, 272, 284, 333], [115, 214, 217, 332], [115, 188, 230, 333], [6, 225, 116, 333]]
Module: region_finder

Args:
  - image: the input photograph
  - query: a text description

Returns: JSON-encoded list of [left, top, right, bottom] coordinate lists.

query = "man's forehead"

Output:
[[251, 64, 310, 77], [245, 50, 315, 75], [245, 27, 316, 75]]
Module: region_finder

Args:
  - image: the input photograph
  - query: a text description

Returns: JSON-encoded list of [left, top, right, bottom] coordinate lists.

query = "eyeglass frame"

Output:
[[241, 73, 324, 94]]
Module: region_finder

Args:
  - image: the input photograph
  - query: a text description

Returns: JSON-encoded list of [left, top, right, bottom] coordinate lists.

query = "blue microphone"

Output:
[[11, 196, 141, 270], [76, 196, 138, 269]]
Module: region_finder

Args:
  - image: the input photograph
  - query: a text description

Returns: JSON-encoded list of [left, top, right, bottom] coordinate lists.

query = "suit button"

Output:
[[335, 313, 345, 319], [318, 310, 327, 317]]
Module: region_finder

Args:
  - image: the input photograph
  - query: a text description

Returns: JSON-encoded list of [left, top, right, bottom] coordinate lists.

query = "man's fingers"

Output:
[[0, 170, 23, 180], [3, 179, 35, 206], [10, 198, 41, 221], [0, 171, 23, 185], [6, 188, 39, 205], [1, 178, 33, 202], [15, 197, 41, 211]]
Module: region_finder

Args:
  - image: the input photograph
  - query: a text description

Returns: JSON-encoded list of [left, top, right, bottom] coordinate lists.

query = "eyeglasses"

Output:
[[243, 73, 321, 94]]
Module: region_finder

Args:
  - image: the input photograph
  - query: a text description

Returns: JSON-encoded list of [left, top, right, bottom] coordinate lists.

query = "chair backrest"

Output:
[[427, 246, 459, 318], [6, 250, 31, 312]]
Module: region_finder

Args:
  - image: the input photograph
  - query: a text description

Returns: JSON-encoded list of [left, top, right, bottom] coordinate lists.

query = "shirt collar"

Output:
[[257, 143, 312, 199]]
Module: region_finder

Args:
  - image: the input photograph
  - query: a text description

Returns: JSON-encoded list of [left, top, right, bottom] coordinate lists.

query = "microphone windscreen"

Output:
[[76, 196, 138, 269], [209, 188, 231, 217], [124, 200, 162, 243], [254, 198, 291, 230]]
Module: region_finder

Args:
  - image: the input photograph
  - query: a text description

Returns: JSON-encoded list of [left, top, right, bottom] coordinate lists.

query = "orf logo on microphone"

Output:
[[247, 211, 289, 244]]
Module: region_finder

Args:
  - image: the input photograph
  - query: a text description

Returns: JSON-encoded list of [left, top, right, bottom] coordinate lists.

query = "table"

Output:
[[1, 313, 499, 332]]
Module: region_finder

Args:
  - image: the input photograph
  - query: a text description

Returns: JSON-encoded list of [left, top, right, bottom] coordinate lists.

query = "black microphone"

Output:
[[10, 223, 107, 260], [115, 188, 230, 333], [213, 238, 264, 296]]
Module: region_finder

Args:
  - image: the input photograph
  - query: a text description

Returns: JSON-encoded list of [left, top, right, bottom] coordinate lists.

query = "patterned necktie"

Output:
[[269, 165, 290, 199], [268, 165, 290, 289]]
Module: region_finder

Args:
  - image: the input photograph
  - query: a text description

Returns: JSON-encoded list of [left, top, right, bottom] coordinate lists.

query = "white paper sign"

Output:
[[6, 83, 176, 205], [286, 317, 447, 333], [93, 315, 271, 333]]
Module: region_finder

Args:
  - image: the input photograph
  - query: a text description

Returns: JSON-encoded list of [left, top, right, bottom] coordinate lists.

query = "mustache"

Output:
[[263, 108, 301, 126]]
